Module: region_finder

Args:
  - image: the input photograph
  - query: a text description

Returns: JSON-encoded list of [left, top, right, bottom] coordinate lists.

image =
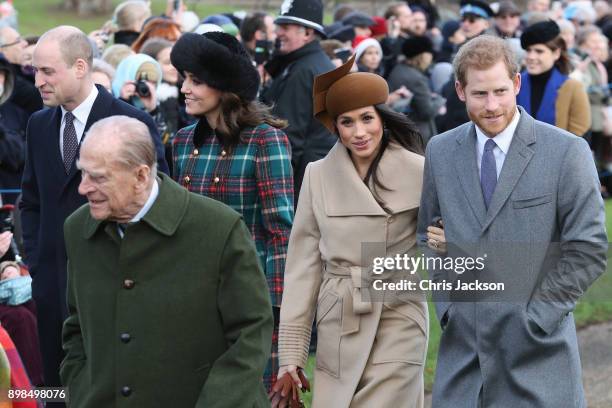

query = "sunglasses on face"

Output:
[[461, 16, 481, 24]]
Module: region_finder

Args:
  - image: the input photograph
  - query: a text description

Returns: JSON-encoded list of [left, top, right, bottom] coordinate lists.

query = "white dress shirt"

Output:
[[117, 179, 159, 238], [59, 85, 98, 158], [475, 108, 520, 180]]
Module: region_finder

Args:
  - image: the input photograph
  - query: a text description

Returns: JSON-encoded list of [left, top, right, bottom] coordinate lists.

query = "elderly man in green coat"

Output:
[[61, 115, 273, 407]]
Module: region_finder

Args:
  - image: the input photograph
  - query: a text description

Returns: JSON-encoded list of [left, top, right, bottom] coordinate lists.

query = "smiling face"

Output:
[[77, 137, 149, 223], [495, 13, 520, 36], [275, 23, 311, 54], [180, 71, 222, 118], [335, 106, 384, 167], [525, 43, 560, 75], [33, 39, 83, 109], [456, 60, 521, 137]]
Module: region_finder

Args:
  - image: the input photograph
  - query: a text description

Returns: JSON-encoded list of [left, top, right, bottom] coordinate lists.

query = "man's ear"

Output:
[[74, 58, 88, 79], [513, 72, 521, 95], [254, 30, 264, 41], [455, 80, 466, 102], [134, 165, 151, 189]]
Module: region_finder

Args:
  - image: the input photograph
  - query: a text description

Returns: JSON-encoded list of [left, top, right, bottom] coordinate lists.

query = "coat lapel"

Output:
[[47, 107, 65, 177], [63, 85, 111, 185], [321, 142, 421, 216], [481, 108, 536, 232], [454, 124, 487, 227]]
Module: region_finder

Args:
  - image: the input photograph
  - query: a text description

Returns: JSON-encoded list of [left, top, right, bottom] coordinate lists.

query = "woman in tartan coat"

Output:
[[170, 32, 294, 391]]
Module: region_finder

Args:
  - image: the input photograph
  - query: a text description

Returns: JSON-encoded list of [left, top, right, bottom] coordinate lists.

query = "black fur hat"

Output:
[[402, 36, 434, 59], [170, 32, 260, 101], [521, 20, 560, 50]]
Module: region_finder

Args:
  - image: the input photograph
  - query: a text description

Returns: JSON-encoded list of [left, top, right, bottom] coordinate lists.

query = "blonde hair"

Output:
[[113, 0, 151, 31], [453, 35, 519, 87]]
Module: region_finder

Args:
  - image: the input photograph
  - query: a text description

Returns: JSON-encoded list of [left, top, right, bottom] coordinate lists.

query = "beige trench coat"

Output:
[[279, 142, 428, 407]]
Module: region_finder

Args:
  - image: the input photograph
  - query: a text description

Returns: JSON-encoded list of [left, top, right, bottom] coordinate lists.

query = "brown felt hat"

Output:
[[313, 54, 389, 133]]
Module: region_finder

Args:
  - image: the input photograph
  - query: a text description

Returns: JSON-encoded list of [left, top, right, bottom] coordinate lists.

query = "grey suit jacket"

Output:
[[417, 107, 607, 408]]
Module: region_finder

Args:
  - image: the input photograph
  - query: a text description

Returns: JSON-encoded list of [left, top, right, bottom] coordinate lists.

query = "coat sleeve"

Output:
[[566, 80, 591, 137], [278, 164, 322, 368], [18, 119, 40, 271], [254, 126, 294, 307], [196, 218, 273, 408], [60, 223, 87, 404], [527, 137, 607, 334], [416, 141, 451, 324]]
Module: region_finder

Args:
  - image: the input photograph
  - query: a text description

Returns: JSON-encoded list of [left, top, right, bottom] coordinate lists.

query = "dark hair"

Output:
[[355, 104, 424, 211], [240, 12, 268, 43], [544, 36, 571, 75], [213, 94, 288, 149]]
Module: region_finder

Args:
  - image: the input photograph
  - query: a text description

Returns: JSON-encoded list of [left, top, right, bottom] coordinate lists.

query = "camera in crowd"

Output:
[[135, 73, 151, 98], [254, 39, 273, 65], [0, 204, 14, 233]]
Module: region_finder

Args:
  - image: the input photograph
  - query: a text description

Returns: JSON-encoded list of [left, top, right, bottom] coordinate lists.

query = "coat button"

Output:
[[213, 177, 220, 183], [120, 333, 131, 343], [184, 176, 190, 184], [387, 216, 395, 224], [193, 149, 199, 155], [221, 150, 227, 157], [123, 279, 135, 289], [121, 386, 131, 397]]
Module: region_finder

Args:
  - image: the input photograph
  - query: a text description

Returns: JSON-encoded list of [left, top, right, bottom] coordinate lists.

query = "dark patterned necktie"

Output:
[[481, 138, 497, 209], [63, 111, 78, 173]]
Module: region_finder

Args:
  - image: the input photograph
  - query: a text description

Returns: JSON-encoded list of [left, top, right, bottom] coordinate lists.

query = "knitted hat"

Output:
[[353, 37, 382, 62], [275, 0, 325, 36], [495, 1, 520, 17], [313, 54, 389, 133], [441, 20, 461, 39], [369, 16, 387, 38], [520, 20, 560, 50], [170, 32, 260, 101], [401, 36, 434, 59]]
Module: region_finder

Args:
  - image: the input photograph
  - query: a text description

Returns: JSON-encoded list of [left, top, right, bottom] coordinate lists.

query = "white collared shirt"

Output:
[[59, 85, 99, 158], [475, 108, 520, 179], [117, 179, 159, 238]]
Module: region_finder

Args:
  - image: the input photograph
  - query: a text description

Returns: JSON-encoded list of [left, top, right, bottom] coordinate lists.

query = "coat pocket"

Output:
[[512, 193, 552, 209], [372, 302, 428, 365], [315, 291, 342, 378]]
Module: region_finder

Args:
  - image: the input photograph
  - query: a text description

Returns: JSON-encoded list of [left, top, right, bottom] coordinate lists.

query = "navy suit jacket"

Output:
[[20, 84, 169, 319]]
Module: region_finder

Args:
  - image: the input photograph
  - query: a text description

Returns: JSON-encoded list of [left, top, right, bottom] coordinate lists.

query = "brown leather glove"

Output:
[[269, 370, 311, 408]]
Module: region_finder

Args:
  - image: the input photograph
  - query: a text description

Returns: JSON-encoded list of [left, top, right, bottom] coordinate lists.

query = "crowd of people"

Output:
[[0, 0, 609, 406]]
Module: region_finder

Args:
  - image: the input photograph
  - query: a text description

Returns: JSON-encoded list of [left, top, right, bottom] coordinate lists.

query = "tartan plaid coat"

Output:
[[173, 120, 294, 307]]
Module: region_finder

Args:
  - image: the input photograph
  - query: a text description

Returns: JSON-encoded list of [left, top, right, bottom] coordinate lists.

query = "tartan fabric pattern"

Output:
[[173, 120, 294, 307], [0, 326, 39, 407]]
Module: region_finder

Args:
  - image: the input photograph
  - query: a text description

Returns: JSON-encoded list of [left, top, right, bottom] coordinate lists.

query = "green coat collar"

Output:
[[82, 172, 189, 239]]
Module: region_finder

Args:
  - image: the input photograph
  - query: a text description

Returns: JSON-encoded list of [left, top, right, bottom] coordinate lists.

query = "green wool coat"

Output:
[[61, 173, 273, 408]]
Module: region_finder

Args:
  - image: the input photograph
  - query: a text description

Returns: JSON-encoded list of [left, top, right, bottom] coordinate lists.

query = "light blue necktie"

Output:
[[481, 139, 497, 209]]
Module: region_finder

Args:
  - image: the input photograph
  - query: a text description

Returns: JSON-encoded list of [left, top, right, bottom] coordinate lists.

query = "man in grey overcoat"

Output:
[[417, 35, 607, 407]]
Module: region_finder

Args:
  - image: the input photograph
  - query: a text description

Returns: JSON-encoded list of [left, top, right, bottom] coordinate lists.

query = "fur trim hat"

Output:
[[313, 54, 389, 133], [520, 20, 560, 50], [401, 36, 434, 59], [171, 32, 260, 102], [353, 37, 382, 63]]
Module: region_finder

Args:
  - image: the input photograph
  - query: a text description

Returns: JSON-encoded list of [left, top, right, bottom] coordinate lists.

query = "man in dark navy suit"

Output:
[[19, 26, 168, 396]]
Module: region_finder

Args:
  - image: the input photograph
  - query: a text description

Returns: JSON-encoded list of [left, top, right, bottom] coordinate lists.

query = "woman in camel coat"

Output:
[[276, 56, 428, 407]]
